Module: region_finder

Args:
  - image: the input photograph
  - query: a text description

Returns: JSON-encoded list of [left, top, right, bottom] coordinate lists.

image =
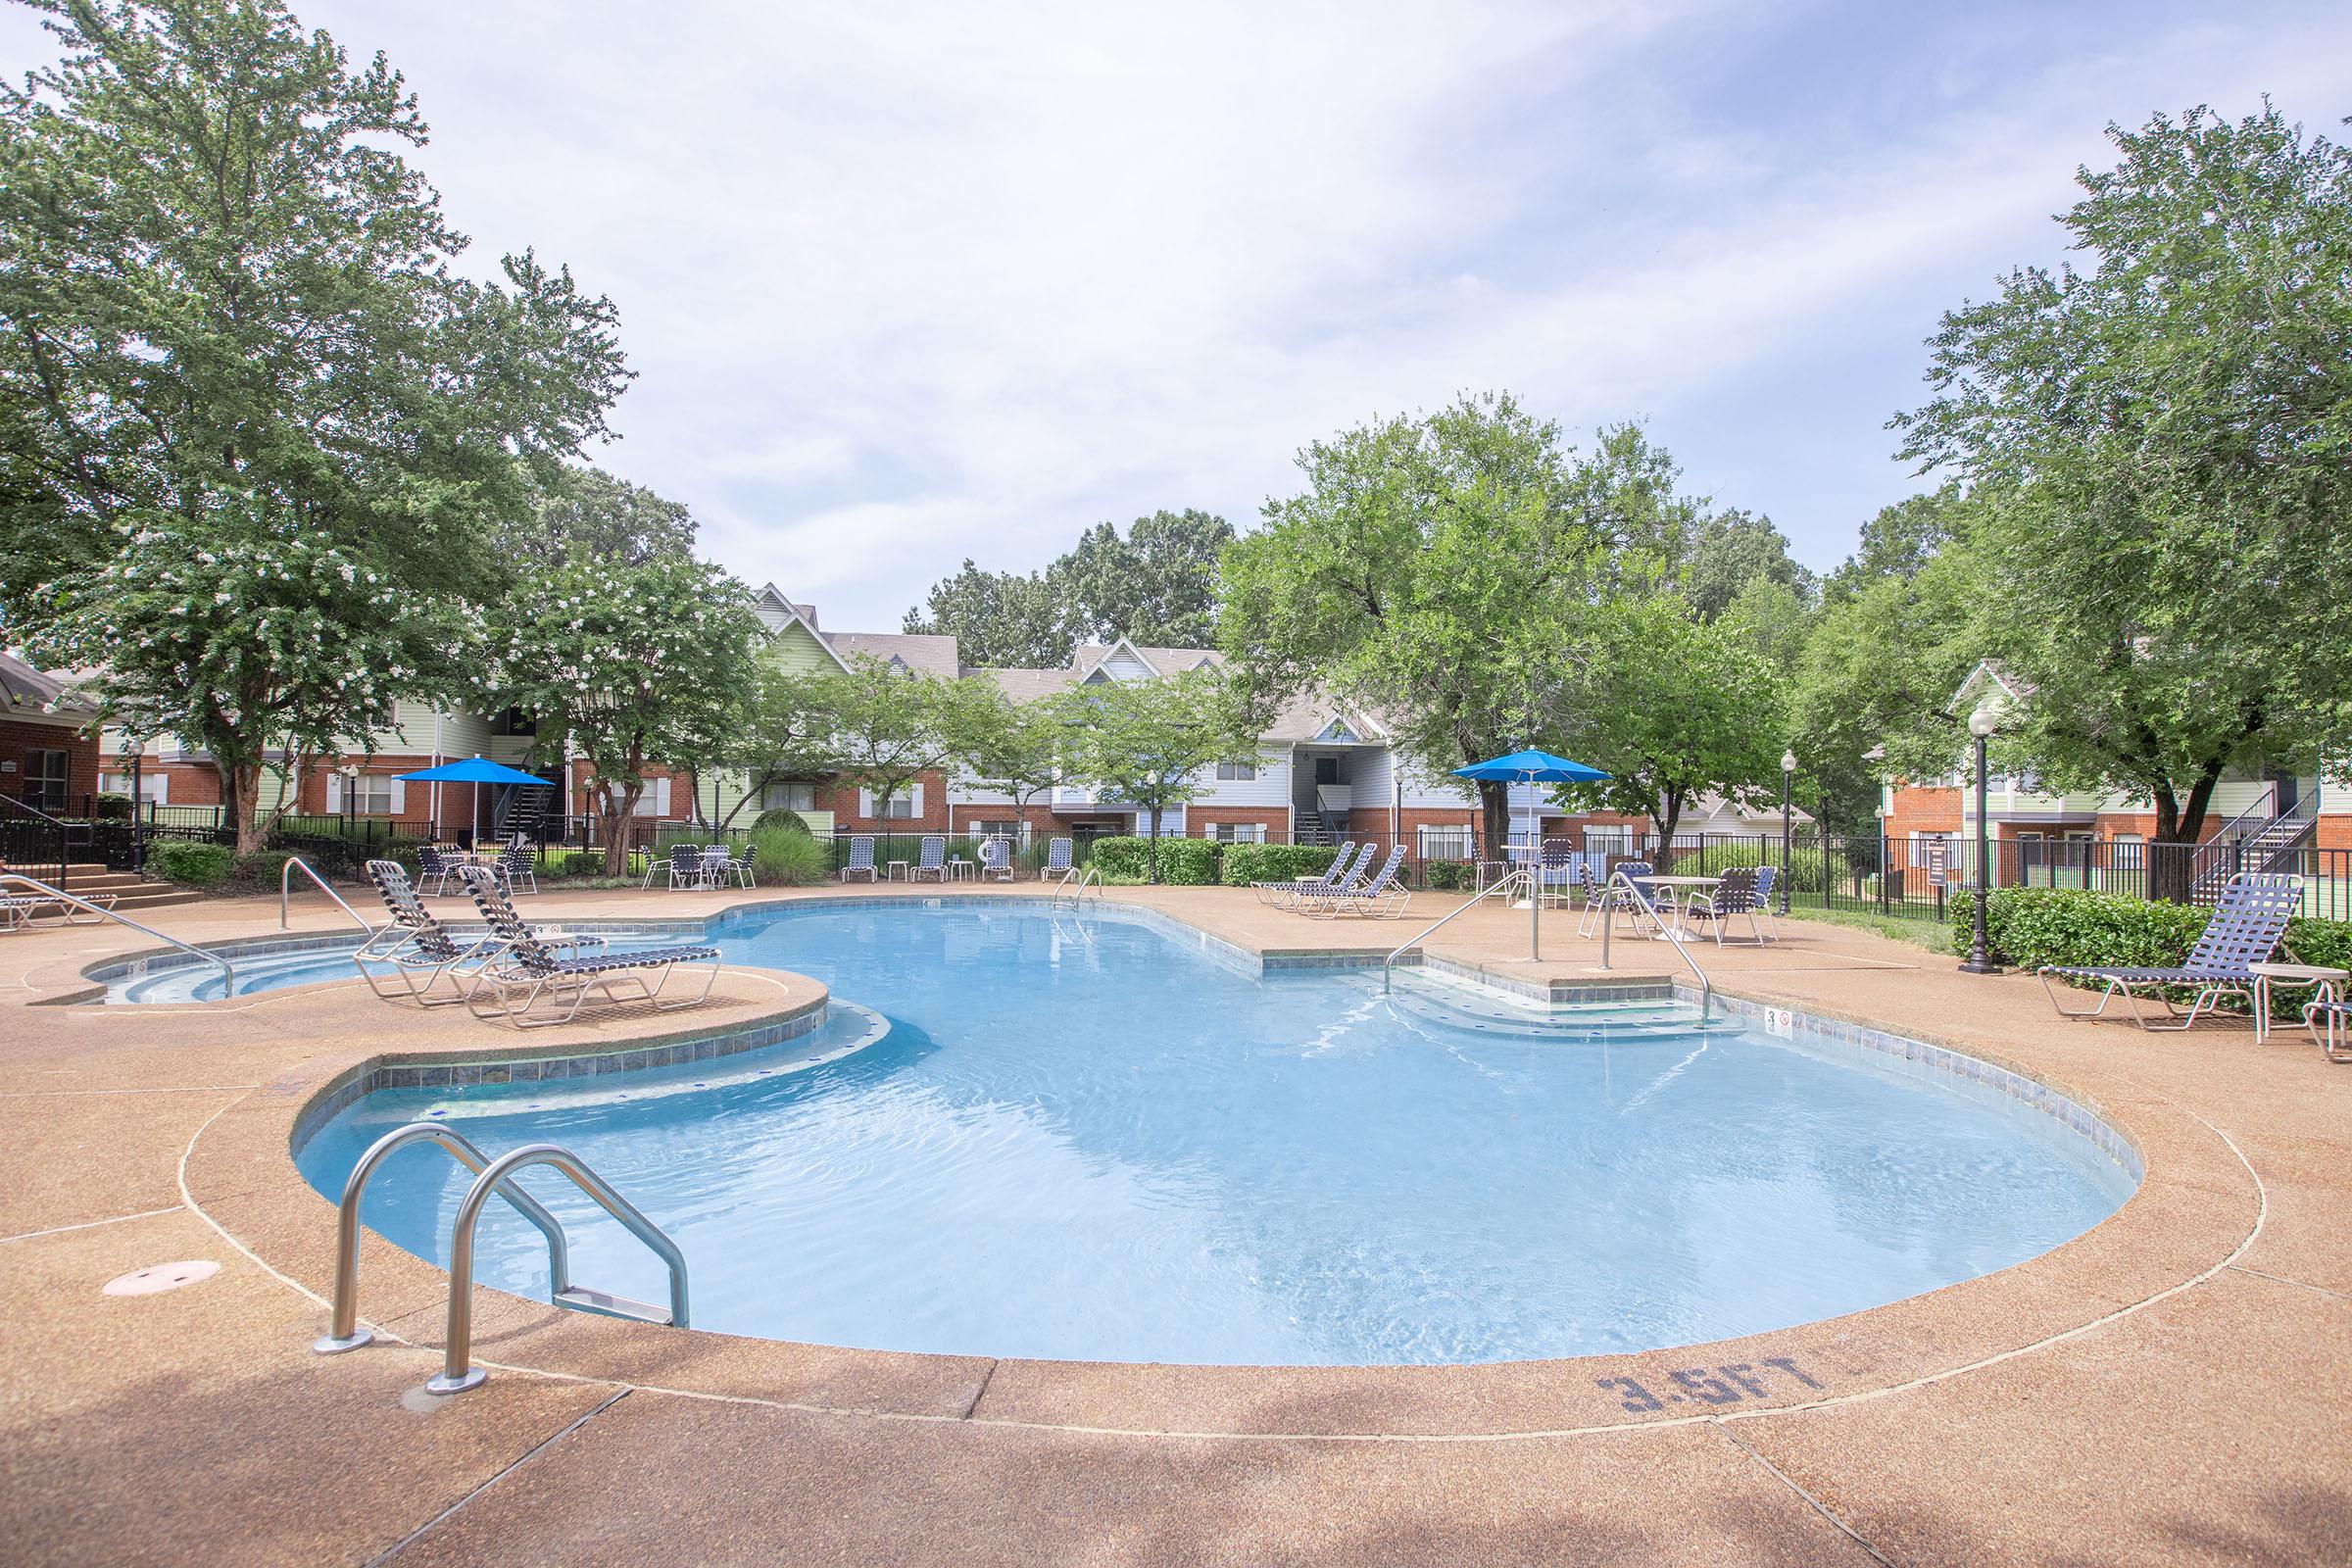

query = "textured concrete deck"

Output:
[[1, 880, 2346, 1565]]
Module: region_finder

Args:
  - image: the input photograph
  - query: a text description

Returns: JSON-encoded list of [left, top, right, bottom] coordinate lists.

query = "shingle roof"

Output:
[[827, 632, 963, 680], [0, 651, 95, 721]]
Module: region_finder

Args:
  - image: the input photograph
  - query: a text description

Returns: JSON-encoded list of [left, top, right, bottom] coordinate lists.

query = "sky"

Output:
[[7, 1, 2349, 631]]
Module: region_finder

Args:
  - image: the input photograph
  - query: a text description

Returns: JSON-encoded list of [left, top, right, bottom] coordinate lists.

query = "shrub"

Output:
[[89, 793, 135, 820], [1219, 842, 1338, 887], [147, 840, 233, 888], [564, 851, 605, 876], [752, 825, 830, 886], [2286, 915, 2352, 975], [1422, 858, 1476, 891], [1949, 887, 2210, 970], [1690, 840, 1834, 892], [753, 807, 811, 836], [1089, 834, 1221, 885], [232, 849, 299, 887]]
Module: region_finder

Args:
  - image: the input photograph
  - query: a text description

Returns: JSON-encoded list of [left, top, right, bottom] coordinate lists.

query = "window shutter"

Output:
[[655, 777, 671, 815], [389, 779, 406, 814], [151, 774, 168, 805], [858, 788, 874, 817], [910, 782, 924, 815], [325, 774, 342, 811]]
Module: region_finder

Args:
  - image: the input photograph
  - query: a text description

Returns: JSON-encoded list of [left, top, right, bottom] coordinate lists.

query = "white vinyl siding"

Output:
[[1398, 757, 1477, 809], [1196, 748, 1288, 807]]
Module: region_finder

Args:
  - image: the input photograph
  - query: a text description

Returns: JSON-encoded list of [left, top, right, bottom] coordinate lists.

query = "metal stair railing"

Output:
[[1052, 862, 1102, 908], [432, 1142, 690, 1394], [1382, 868, 1530, 994], [0, 871, 233, 993], [1597, 869, 1713, 1022], [279, 855, 376, 933]]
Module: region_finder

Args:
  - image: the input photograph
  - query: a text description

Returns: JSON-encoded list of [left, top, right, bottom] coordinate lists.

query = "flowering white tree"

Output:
[[24, 499, 476, 851], [486, 555, 761, 874]]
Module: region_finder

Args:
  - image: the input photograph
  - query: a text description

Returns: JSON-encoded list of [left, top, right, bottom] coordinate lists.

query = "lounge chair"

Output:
[[1679, 866, 1763, 945], [978, 837, 1013, 882], [2305, 997, 2350, 1063], [1256, 842, 1359, 906], [355, 859, 601, 1007], [1751, 864, 1781, 941], [910, 835, 949, 883], [1299, 845, 1411, 918], [840, 836, 878, 883], [1038, 837, 1076, 886], [2038, 872, 2300, 1030], [458, 865, 720, 1028], [0, 889, 120, 931], [702, 843, 755, 889]]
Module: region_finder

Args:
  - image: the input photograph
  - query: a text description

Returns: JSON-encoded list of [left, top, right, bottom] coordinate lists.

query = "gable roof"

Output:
[[828, 631, 963, 680], [0, 652, 96, 724]]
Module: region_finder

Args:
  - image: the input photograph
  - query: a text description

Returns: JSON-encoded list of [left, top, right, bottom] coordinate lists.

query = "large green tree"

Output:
[[1677, 509, 1816, 621], [1049, 664, 1250, 882], [807, 657, 998, 827], [0, 0, 626, 850], [900, 559, 1069, 667], [1893, 103, 2352, 885], [487, 555, 760, 873], [521, 464, 696, 565], [1223, 395, 1693, 857]]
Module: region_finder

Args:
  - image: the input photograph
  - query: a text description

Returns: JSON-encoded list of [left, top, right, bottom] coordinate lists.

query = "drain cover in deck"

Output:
[[104, 1260, 220, 1297]]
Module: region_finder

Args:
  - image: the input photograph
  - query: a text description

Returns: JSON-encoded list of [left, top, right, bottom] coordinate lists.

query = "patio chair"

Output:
[[1300, 845, 1411, 919], [910, 835, 949, 883], [701, 843, 755, 889], [355, 859, 602, 1007], [1574, 862, 1612, 937], [416, 844, 462, 897], [661, 843, 709, 891], [2305, 997, 2351, 1063], [458, 865, 720, 1028], [2038, 872, 2301, 1030], [492, 844, 537, 897], [1039, 837, 1076, 886], [1253, 842, 1357, 906], [840, 836, 878, 883], [978, 837, 1013, 882], [1679, 866, 1764, 946], [1538, 838, 1575, 908], [1751, 864, 1781, 941]]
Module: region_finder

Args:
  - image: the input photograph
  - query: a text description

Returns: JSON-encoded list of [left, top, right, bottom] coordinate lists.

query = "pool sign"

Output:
[[1762, 1006, 1795, 1039]]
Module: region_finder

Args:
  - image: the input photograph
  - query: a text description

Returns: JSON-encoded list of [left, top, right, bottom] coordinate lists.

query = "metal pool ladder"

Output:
[[1052, 862, 1102, 908], [1381, 868, 1530, 993], [315, 1121, 690, 1395]]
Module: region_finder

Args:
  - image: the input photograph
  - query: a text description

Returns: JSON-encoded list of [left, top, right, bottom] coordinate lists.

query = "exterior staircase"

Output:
[[2188, 794, 2319, 906], [44, 863, 208, 915]]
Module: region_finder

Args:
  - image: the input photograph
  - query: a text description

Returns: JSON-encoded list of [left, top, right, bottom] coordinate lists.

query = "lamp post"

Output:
[[1959, 707, 2002, 975], [126, 730, 147, 873], [1779, 750, 1796, 916]]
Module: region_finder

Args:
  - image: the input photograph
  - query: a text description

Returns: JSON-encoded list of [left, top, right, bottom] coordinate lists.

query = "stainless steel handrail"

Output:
[[281, 855, 376, 934], [431, 1143, 689, 1394], [1053, 862, 1102, 908], [0, 871, 234, 993], [1382, 868, 1530, 994], [1598, 870, 1712, 1021], [314, 1122, 571, 1354]]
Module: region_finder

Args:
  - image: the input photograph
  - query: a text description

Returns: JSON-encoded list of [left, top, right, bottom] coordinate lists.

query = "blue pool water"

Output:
[[294, 903, 2135, 1365]]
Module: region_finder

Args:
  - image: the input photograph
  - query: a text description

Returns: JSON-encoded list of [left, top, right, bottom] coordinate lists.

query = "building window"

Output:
[[972, 819, 1020, 841], [23, 748, 70, 811], [1582, 825, 1635, 857], [1417, 824, 1474, 860], [876, 793, 916, 819], [760, 781, 817, 812], [1204, 821, 1264, 843], [351, 775, 395, 816], [100, 771, 168, 804], [1215, 760, 1257, 782]]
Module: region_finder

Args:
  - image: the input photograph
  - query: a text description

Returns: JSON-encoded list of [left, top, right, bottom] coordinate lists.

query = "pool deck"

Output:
[[1, 879, 2346, 1564]]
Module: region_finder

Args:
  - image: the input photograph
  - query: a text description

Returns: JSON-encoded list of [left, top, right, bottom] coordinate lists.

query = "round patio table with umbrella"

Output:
[[395, 756, 557, 848], [1452, 749, 1610, 961]]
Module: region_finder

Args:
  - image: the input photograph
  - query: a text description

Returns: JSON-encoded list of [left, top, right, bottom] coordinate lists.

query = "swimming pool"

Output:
[[292, 901, 2136, 1366]]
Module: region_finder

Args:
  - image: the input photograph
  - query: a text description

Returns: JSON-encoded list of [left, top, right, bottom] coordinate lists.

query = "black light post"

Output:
[[127, 734, 146, 873], [1779, 749, 1795, 916], [1959, 707, 2002, 975]]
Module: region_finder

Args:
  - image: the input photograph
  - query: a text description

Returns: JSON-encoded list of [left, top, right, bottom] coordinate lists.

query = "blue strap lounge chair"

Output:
[[2305, 997, 2350, 1063], [459, 865, 719, 1028], [2039, 872, 2300, 1030], [1270, 843, 1368, 909], [841, 836, 878, 882], [1039, 837, 1076, 886], [910, 835, 949, 883], [1679, 865, 1763, 945], [1301, 845, 1411, 919], [978, 837, 1014, 881], [1254, 842, 1357, 906]]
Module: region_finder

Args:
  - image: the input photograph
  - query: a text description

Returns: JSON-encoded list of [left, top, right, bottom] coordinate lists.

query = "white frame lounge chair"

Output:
[[2038, 872, 2300, 1030], [1038, 837, 1076, 886], [910, 835, 949, 883], [1256, 843, 1359, 906], [978, 836, 1014, 882], [355, 859, 602, 1007], [841, 837, 878, 883], [1300, 845, 1411, 918], [459, 865, 720, 1028]]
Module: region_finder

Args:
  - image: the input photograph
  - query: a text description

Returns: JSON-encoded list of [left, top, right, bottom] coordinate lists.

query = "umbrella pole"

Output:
[[1527, 771, 1539, 962]]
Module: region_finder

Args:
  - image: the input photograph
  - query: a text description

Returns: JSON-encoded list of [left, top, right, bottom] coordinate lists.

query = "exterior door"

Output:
[[1313, 756, 1339, 787]]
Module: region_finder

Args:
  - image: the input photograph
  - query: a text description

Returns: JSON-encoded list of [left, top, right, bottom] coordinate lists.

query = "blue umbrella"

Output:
[[1453, 749, 1610, 960], [396, 756, 556, 844]]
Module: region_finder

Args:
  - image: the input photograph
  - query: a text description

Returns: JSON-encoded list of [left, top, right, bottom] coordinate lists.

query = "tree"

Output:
[[0, 0, 627, 851], [808, 657, 996, 827], [1678, 509, 1816, 621], [1893, 104, 2352, 889], [1823, 488, 1964, 603], [901, 560, 1070, 667], [1547, 594, 1788, 847], [903, 509, 1234, 664], [1050, 665, 1250, 882], [487, 555, 760, 873], [710, 662, 845, 830], [958, 688, 1067, 835], [522, 465, 697, 565], [1223, 395, 1674, 857]]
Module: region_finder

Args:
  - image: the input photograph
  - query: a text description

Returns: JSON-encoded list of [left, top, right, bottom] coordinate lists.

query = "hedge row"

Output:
[[1952, 887, 2352, 1014], [1090, 835, 1223, 885], [1219, 842, 1341, 887]]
